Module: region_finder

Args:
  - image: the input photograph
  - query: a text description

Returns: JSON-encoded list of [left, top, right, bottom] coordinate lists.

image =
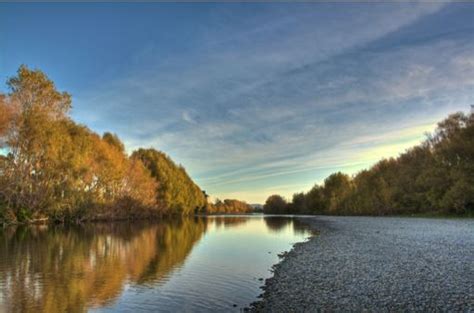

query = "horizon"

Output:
[[2, 2, 473, 203]]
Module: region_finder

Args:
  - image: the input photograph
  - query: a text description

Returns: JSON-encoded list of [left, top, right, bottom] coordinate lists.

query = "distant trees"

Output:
[[0, 66, 207, 223], [204, 199, 253, 214], [264, 112, 474, 216], [263, 195, 288, 214]]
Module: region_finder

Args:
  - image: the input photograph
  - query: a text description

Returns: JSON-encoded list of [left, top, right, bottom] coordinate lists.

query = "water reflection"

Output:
[[264, 216, 312, 235], [208, 215, 250, 229], [0, 216, 312, 313], [0, 218, 207, 313], [264, 216, 292, 232]]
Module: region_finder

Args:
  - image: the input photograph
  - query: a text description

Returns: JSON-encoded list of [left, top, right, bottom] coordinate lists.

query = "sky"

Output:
[[1, 2, 473, 203]]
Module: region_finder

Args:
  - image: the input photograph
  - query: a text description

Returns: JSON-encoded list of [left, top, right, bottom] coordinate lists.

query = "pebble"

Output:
[[251, 216, 474, 312]]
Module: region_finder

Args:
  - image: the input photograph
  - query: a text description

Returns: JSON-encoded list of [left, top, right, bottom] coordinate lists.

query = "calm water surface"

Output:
[[0, 215, 312, 312]]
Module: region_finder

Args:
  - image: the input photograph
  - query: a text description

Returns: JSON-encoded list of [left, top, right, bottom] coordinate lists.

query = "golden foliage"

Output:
[[205, 199, 253, 214], [0, 66, 206, 223], [133, 149, 207, 215], [268, 112, 474, 216]]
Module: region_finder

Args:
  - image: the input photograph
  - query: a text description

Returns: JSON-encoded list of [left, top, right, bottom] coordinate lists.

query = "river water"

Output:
[[0, 215, 313, 312]]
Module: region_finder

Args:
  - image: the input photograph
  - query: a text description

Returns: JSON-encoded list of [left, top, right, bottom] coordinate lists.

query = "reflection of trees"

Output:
[[264, 217, 310, 235], [135, 217, 207, 285], [264, 217, 291, 233], [0, 218, 207, 313], [211, 216, 249, 229], [291, 219, 312, 236]]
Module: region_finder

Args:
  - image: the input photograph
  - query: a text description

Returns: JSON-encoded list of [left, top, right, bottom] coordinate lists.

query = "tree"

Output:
[[263, 195, 288, 214], [0, 66, 161, 222], [102, 132, 125, 153], [205, 199, 253, 214], [0, 66, 72, 218], [8, 65, 71, 118], [291, 192, 307, 214], [0, 95, 14, 140], [132, 148, 207, 215], [429, 112, 474, 214], [305, 184, 325, 214], [273, 111, 474, 216], [322, 172, 352, 214]]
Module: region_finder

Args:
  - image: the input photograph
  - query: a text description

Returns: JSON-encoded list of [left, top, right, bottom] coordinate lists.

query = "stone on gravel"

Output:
[[251, 216, 474, 312]]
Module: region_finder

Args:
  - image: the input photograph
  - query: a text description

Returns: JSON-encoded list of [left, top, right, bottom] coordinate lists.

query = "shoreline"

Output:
[[2, 212, 471, 227], [250, 216, 474, 312], [1, 212, 265, 227]]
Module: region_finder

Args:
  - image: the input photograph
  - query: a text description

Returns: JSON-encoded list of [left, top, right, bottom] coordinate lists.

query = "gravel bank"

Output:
[[251, 216, 474, 312]]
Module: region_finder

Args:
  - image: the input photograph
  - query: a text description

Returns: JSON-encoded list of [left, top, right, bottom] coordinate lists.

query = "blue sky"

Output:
[[1, 3, 473, 203]]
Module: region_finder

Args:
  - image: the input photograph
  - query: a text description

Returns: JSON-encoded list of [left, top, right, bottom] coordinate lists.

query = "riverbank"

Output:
[[251, 216, 474, 312]]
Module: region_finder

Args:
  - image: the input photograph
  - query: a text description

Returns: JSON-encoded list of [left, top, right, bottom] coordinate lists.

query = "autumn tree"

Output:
[[0, 66, 161, 222], [271, 111, 474, 216], [322, 172, 352, 213], [305, 184, 325, 214], [205, 199, 253, 214], [429, 112, 474, 214], [132, 148, 207, 215], [0, 66, 72, 219], [102, 132, 125, 153]]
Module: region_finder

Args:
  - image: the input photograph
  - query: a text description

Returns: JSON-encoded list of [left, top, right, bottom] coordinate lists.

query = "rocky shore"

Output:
[[251, 216, 474, 312]]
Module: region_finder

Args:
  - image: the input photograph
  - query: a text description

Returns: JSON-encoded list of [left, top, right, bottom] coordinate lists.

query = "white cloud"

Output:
[[71, 3, 474, 202], [181, 110, 197, 124]]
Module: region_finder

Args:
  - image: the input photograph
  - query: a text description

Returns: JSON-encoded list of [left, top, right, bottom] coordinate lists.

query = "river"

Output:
[[0, 215, 313, 312]]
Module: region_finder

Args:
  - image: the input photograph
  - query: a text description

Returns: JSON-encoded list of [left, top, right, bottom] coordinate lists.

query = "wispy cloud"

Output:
[[70, 2, 474, 203]]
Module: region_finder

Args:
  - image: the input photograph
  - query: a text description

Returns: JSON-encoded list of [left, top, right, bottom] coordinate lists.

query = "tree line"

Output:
[[0, 66, 207, 223], [264, 111, 474, 216], [204, 198, 254, 214]]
